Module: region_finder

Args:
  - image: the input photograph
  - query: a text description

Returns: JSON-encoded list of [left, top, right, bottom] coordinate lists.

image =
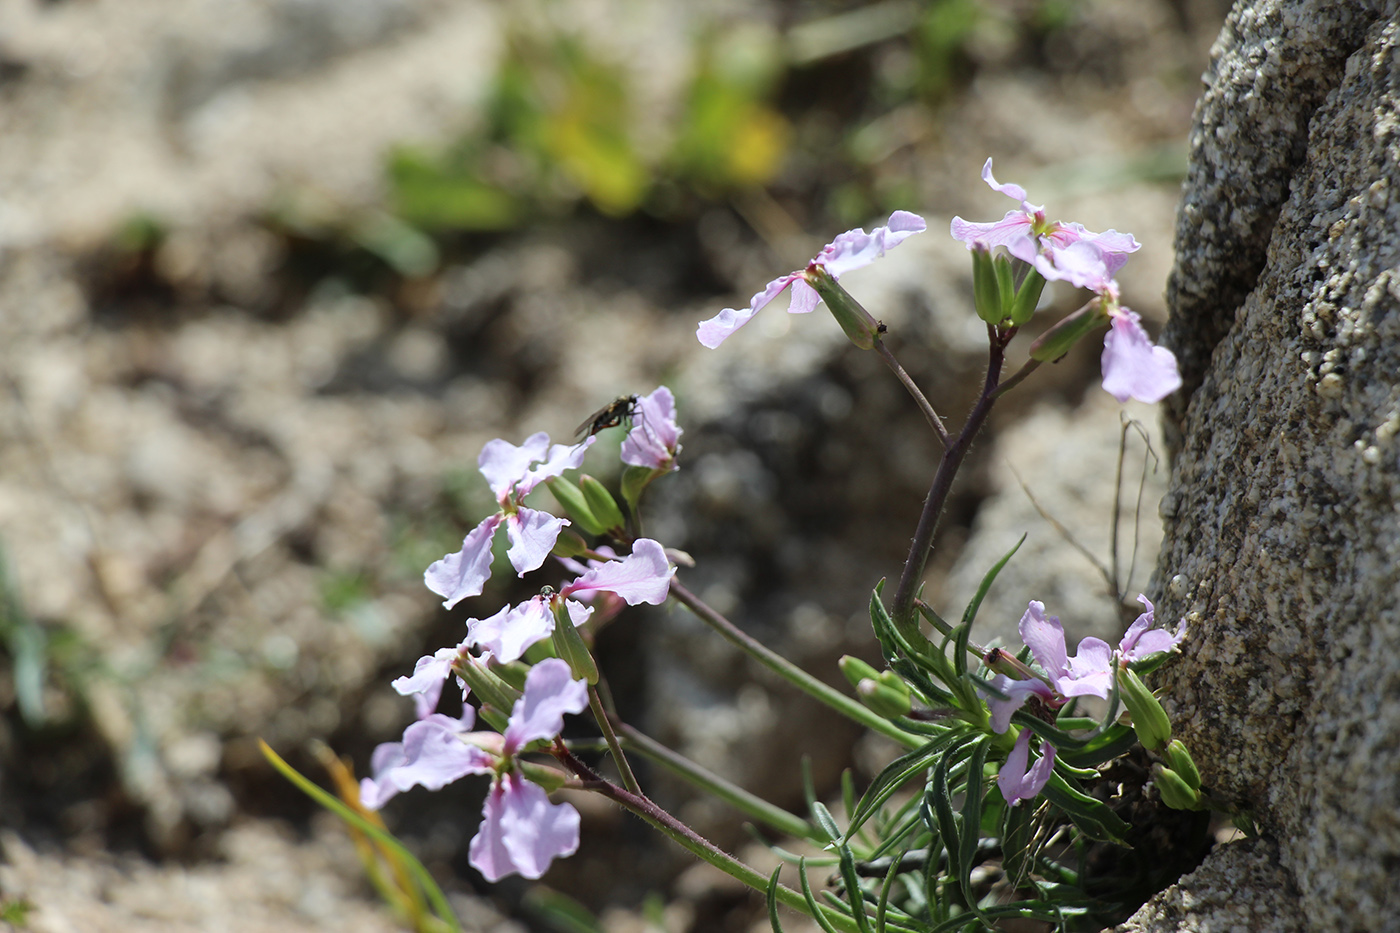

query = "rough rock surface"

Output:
[[1141, 2, 1400, 929]]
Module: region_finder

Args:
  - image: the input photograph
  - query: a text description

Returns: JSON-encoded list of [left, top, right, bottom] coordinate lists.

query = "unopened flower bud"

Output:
[[456, 655, 523, 721], [857, 677, 913, 719], [1152, 763, 1203, 811], [579, 475, 626, 533], [984, 647, 1040, 683], [803, 265, 880, 350], [1118, 666, 1172, 751], [1166, 739, 1202, 792], [546, 476, 606, 536], [1028, 301, 1110, 363], [552, 529, 589, 559], [839, 655, 882, 691]]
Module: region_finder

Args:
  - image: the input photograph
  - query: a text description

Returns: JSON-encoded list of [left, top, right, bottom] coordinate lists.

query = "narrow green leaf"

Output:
[[798, 858, 845, 933], [1041, 772, 1131, 845], [259, 741, 461, 933], [812, 801, 844, 846], [767, 865, 787, 933], [958, 535, 1026, 664], [836, 842, 874, 933]]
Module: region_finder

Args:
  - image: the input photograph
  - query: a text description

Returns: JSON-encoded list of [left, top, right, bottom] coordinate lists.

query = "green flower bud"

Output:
[[857, 677, 912, 719], [1166, 739, 1202, 792], [1028, 301, 1110, 363], [1118, 666, 1173, 751], [552, 529, 589, 559], [517, 760, 568, 793], [546, 476, 606, 536], [551, 601, 599, 684], [803, 265, 880, 350], [1153, 764, 1202, 811], [620, 464, 657, 513], [579, 475, 626, 533], [839, 655, 882, 691]]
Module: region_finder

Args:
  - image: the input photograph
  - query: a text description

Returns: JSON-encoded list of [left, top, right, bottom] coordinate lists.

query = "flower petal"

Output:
[[816, 211, 927, 278], [505, 507, 569, 576], [1019, 601, 1069, 679], [998, 731, 1056, 807], [697, 273, 800, 348], [359, 713, 493, 810], [1119, 595, 1188, 660], [1059, 637, 1114, 699], [1101, 310, 1182, 404], [560, 538, 674, 605], [424, 514, 504, 609], [470, 773, 580, 881], [517, 439, 594, 497], [950, 211, 1033, 252], [469, 598, 555, 665], [980, 158, 1041, 213], [503, 657, 589, 754], [621, 386, 683, 471], [479, 434, 551, 501], [981, 674, 1054, 733]]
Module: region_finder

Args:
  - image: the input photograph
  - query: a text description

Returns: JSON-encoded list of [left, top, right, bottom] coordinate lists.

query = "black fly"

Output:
[[575, 395, 640, 439]]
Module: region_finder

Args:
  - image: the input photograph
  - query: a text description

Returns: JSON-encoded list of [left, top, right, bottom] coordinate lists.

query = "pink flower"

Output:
[[425, 433, 594, 609], [362, 658, 590, 883], [469, 659, 588, 881], [952, 159, 1140, 272], [983, 673, 1056, 734], [1118, 595, 1188, 662], [998, 729, 1055, 807], [621, 386, 683, 472], [392, 642, 470, 720], [1020, 601, 1116, 700], [697, 211, 926, 348]]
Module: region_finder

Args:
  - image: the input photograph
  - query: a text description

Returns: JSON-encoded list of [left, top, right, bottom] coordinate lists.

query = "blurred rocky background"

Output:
[[0, 0, 1229, 930]]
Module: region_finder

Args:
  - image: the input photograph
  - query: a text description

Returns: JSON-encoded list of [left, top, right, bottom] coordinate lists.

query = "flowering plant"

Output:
[[268, 160, 1239, 932]]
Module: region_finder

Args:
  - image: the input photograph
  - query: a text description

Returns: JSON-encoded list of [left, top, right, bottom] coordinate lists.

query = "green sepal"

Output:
[[1028, 301, 1108, 362], [1166, 739, 1202, 792], [620, 464, 656, 513], [1118, 666, 1172, 751], [550, 602, 599, 684], [804, 265, 880, 350], [455, 656, 522, 714], [545, 476, 607, 536], [1008, 268, 1047, 325], [517, 760, 568, 793], [579, 475, 626, 532]]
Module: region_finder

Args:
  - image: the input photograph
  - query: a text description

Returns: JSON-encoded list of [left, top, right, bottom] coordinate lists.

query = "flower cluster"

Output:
[[984, 596, 1187, 805], [951, 159, 1182, 404], [362, 388, 682, 881]]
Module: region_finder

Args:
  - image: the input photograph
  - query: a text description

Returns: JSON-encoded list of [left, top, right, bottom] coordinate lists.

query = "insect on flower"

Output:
[[575, 395, 640, 439]]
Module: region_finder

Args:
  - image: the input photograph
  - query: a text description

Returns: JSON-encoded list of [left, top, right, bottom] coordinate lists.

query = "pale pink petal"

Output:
[[981, 674, 1055, 733], [1019, 601, 1069, 679], [817, 211, 927, 278], [425, 514, 504, 609], [998, 730, 1056, 807], [1119, 595, 1187, 660], [1101, 310, 1182, 404], [479, 434, 551, 500], [980, 158, 1041, 213], [1059, 637, 1114, 699], [392, 644, 467, 719], [560, 538, 674, 605], [697, 273, 800, 348], [1032, 240, 1115, 292], [621, 386, 683, 471], [503, 658, 589, 755], [517, 438, 594, 496], [359, 713, 494, 810], [470, 774, 580, 881], [787, 278, 821, 314], [505, 507, 569, 576], [469, 598, 555, 664], [950, 211, 1033, 251]]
